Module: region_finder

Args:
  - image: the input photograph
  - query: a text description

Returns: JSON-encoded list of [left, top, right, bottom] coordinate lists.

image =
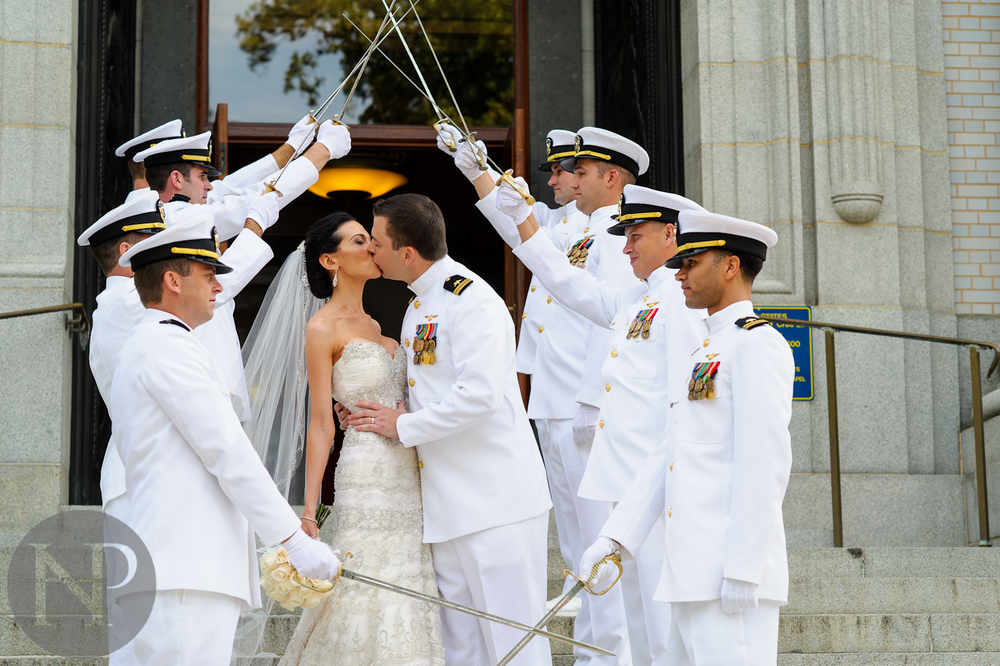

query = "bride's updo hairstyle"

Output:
[[304, 212, 355, 299]]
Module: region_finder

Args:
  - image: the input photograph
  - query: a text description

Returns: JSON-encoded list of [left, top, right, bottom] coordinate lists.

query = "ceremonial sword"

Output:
[[497, 553, 624, 666], [344, 17, 537, 207], [318, 556, 615, 657], [261, 1, 412, 196]]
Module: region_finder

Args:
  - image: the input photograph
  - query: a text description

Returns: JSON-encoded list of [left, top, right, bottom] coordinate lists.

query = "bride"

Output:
[[241, 211, 445, 666]]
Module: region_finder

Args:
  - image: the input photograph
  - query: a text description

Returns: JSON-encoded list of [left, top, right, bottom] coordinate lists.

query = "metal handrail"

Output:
[[761, 315, 996, 547], [0, 303, 91, 348]]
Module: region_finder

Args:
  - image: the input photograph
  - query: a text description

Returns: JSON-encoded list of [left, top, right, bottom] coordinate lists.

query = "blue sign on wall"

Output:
[[753, 306, 814, 401]]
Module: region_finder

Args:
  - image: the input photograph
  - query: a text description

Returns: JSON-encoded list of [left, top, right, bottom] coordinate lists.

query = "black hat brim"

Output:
[[188, 255, 233, 274], [665, 247, 710, 269]]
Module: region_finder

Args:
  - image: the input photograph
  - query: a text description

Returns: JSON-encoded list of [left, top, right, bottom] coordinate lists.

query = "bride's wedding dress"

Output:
[[279, 341, 446, 666]]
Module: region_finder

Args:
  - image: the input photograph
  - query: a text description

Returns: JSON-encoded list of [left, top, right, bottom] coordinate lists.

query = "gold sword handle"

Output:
[[564, 552, 623, 596], [435, 122, 457, 152], [297, 551, 353, 592], [460, 131, 488, 170], [496, 170, 536, 207], [262, 179, 283, 198]]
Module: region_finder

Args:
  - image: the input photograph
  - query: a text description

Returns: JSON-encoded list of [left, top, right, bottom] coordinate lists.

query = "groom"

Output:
[[348, 193, 554, 666]]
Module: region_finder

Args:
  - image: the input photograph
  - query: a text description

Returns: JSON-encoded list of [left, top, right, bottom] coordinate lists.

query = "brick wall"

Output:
[[944, 1, 1000, 315]]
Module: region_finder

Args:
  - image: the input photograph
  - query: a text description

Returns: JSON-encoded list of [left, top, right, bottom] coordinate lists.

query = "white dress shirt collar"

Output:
[[704, 300, 755, 335], [408, 255, 458, 296], [644, 265, 674, 294], [102, 275, 133, 295], [590, 203, 618, 222]]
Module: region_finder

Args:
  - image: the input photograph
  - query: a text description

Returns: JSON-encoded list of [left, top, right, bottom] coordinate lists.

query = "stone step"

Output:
[[778, 655, 1000, 665], [782, 577, 1000, 614], [787, 547, 1000, 579], [778, 613, 1000, 654]]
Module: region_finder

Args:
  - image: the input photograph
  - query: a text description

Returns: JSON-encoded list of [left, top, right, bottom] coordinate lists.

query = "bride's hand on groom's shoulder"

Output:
[[348, 401, 407, 440]]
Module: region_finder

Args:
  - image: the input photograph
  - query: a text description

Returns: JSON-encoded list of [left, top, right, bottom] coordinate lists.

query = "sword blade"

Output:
[[407, 0, 470, 137], [379, 0, 445, 121], [339, 568, 614, 657], [497, 581, 584, 666], [339, 1, 400, 120]]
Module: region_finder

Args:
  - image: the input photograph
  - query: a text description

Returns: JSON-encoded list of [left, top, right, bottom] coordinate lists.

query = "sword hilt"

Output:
[[463, 131, 488, 171], [262, 180, 283, 198], [496, 170, 536, 207], [435, 122, 457, 153], [565, 552, 623, 596]]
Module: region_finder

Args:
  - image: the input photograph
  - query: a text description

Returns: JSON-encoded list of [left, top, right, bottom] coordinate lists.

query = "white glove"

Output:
[[572, 404, 600, 446], [286, 113, 318, 158], [283, 528, 342, 581], [316, 121, 352, 160], [246, 191, 281, 230], [720, 578, 759, 614], [435, 122, 463, 154], [454, 136, 490, 182], [496, 176, 533, 225], [578, 537, 619, 589]]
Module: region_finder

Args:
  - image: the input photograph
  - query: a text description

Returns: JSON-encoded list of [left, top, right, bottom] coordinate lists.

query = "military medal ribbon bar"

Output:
[[626, 308, 659, 340], [413, 323, 438, 365], [567, 236, 595, 268], [687, 361, 720, 400]]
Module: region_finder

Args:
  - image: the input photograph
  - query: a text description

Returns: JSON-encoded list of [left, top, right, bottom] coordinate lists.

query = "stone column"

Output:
[[0, 0, 77, 530]]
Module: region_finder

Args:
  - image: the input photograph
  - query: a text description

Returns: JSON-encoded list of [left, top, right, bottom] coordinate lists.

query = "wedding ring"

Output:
[[371, 417, 375, 424]]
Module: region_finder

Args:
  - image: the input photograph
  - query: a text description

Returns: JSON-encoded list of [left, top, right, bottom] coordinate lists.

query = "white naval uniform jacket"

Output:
[[476, 192, 636, 416], [515, 201, 580, 376], [111, 308, 301, 609], [601, 301, 794, 604], [395, 256, 552, 544], [513, 233, 705, 501], [93, 233, 272, 508]]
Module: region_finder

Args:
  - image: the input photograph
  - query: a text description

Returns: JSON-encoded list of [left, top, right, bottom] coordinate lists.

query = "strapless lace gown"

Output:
[[280, 342, 446, 666]]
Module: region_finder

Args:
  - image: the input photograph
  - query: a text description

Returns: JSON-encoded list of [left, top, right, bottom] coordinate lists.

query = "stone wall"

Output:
[[944, 1, 1000, 315], [0, 0, 77, 530]]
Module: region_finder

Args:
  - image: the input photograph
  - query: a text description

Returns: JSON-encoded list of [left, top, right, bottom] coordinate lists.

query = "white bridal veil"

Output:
[[232, 243, 324, 664]]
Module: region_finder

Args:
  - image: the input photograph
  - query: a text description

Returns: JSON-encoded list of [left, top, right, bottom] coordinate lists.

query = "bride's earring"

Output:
[[332, 270, 338, 288]]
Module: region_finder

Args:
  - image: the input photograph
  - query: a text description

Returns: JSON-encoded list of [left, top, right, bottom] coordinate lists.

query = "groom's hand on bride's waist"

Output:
[[348, 401, 407, 440], [334, 402, 350, 431]]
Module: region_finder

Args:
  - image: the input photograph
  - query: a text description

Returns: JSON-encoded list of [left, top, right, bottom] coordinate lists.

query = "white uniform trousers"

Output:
[[121, 589, 243, 666], [431, 512, 550, 666], [105, 494, 133, 666], [666, 600, 780, 666], [552, 419, 632, 666], [535, 419, 579, 580], [618, 514, 670, 666]]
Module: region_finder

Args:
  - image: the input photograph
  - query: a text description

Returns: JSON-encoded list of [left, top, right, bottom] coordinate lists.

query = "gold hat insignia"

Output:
[[545, 137, 553, 157], [212, 227, 221, 255], [156, 200, 165, 221], [574, 135, 583, 153]]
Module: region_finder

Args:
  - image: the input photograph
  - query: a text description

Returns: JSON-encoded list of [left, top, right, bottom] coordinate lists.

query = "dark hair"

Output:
[[145, 162, 193, 193], [127, 159, 145, 183], [595, 160, 637, 186], [133, 257, 192, 306], [91, 231, 152, 276], [713, 249, 764, 284], [372, 194, 447, 261], [304, 212, 355, 299]]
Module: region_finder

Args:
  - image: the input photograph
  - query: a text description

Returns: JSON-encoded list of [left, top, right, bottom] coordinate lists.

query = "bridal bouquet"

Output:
[[260, 547, 336, 610]]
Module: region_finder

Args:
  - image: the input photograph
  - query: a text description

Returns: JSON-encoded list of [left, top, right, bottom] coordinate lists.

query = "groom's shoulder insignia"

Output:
[[444, 275, 474, 296], [735, 316, 770, 331]]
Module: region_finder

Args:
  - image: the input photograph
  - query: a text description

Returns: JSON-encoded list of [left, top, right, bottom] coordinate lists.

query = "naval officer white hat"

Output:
[[560, 126, 650, 177], [77, 190, 166, 247], [666, 210, 778, 269], [133, 131, 221, 178], [538, 129, 578, 171], [120, 213, 232, 274], [115, 119, 184, 160], [607, 184, 706, 236]]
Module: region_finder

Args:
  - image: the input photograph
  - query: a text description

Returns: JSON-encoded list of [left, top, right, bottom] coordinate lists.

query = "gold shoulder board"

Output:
[[735, 316, 771, 330]]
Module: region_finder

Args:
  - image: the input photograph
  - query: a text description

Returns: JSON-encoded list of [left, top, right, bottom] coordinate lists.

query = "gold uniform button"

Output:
[[611, 350, 617, 358], [409, 379, 415, 387], [414, 301, 420, 309], [531, 286, 536, 292], [599, 420, 604, 428], [668, 509, 672, 518], [546, 297, 552, 304], [703, 339, 710, 347], [605, 384, 611, 392], [405, 339, 410, 347], [521, 313, 527, 320], [539, 326, 544, 333], [669, 464, 673, 471], [643, 296, 649, 302], [584, 227, 590, 233], [418, 461, 424, 468], [562, 218, 568, 224]]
